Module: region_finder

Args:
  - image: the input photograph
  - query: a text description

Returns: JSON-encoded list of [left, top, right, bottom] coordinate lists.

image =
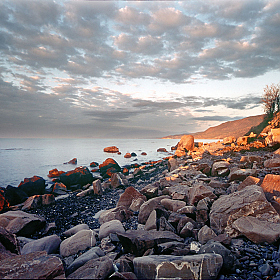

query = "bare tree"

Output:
[[261, 83, 280, 117]]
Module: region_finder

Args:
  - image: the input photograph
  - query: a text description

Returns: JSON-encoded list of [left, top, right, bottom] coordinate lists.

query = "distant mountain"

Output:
[[162, 114, 265, 140]]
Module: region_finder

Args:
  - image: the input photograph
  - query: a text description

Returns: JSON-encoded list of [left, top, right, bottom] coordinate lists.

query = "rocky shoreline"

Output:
[[2, 133, 280, 279]]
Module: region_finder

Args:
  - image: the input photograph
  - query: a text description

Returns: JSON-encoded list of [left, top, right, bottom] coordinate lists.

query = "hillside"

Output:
[[162, 114, 265, 139]]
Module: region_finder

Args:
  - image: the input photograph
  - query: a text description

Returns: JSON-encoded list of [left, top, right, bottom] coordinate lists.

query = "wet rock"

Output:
[[99, 158, 121, 178], [99, 219, 125, 240], [47, 168, 65, 178], [18, 176, 46, 197], [66, 247, 105, 276], [67, 158, 77, 164], [104, 146, 119, 153], [67, 256, 114, 279], [124, 153, 132, 158], [117, 229, 183, 257], [60, 229, 96, 257], [21, 234, 61, 255], [133, 253, 223, 280], [0, 251, 65, 279], [0, 210, 46, 237]]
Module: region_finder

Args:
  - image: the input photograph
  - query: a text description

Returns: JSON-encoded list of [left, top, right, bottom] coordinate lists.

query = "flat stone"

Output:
[[0, 251, 65, 279], [133, 253, 223, 280]]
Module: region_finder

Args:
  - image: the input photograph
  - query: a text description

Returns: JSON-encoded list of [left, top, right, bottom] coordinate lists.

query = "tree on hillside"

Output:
[[261, 83, 280, 117]]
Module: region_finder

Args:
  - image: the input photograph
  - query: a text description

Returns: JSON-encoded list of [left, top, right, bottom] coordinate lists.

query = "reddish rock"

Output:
[[261, 174, 280, 196], [117, 187, 147, 209], [237, 176, 261, 191], [177, 135, 194, 152], [90, 161, 99, 168], [104, 146, 119, 153], [99, 158, 121, 178], [223, 136, 236, 145], [157, 148, 168, 152], [67, 158, 77, 164], [124, 153, 132, 158], [237, 136, 248, 146], [122, 168, 129, 175], [22, 194, 55, 210], [141, 152, 147, 155], [99, 206, 133, 224], [264, 158, 280, 168], [188, 184, 216, 206], [52, 182, 68, 196], [0, 189, 9, 213], [47, 168, 65, 178]]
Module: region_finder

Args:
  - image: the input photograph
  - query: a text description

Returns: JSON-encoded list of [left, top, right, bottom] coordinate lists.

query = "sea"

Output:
[[0, 138, 217, 188]]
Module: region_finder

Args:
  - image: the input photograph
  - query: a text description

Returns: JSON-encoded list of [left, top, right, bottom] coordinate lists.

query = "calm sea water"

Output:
[[0, 138, 216, 188]]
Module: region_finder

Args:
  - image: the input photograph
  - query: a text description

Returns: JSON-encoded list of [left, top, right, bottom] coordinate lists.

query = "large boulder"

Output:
[[117, 229, 183, 257], [99, 158, 121, 178], [4, 185, 28, 206], [0, 251, 65, 279], [21, 234, 61, 255], [59, 166, 94, 188], [265, 128, 280, 147], [0, 210, 46, 237], [210, 185, 280, 243], [177, 135, 194, 152], [60, 229, 96, 257], [133, 254, 223, 280], [117, 186, 146, 209], [18, 176, 46, 197]]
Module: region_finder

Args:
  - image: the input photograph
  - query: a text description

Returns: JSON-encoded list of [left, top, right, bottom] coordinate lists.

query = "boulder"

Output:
[[199, 240, 235, 272], [66, 158, 77, 164], [51, 182, 68, 196], [138, 195, 170, 224], [63, 224, 90, 237], [231, 216, 280, 244], [0, 226, 19, 254], [188, 184, 216, 206], [168, 157, 179, 172], [265, 128, 280, 146], [66, 247, 105, 276], [67, 256, 114, 279], [0, 251, 65, 279], [124, 153, 132, 158], [264, 158, 280, 168], [177, 135, 195, 152], [223, 136, 236, 145], [198, 225, 217, 245], [117, 186, 146, 209], [133, 253, 223, 280], [104, 146, 119, 153], [117, 230, 183, 257], [47, 168, 65, 178], [60, 229, 96, 257], [4, 185, 28, 206], [21, 234, 61, 255], [21, 194, 55, 210], [0, 210, 46, 237], [98, 206, 133, 224], [18, 176, 46, 196], [210, 185, 280, 241], [59, 166, 94, 188], [211, 161, 230, 177], [141, 152, 147, 155], [90, 161, 99, 168], [99, 158, 121, 178], [161, 198, 186, 212], [99, 220, 125, 240]]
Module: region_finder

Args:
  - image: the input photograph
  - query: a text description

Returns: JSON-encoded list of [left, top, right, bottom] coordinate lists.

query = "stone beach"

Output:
[[2, 132, 280, 279]]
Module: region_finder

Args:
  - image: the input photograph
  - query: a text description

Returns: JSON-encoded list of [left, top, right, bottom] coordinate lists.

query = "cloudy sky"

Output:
[[0, 0, 279, 138]]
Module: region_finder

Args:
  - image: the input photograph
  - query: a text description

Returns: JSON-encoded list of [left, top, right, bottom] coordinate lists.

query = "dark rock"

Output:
[[157, 148, 168, 152], [4, 185, 28, 206], [99, 158, 121, 178], [66, 158, 77, 164], [90, 161, 99, 168], [18, 176, 46, 197], [0, 226, 20, 254], [59, 166, 94, 188]]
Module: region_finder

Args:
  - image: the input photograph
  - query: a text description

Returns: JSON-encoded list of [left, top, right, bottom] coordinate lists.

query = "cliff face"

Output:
[[162, 115, 264, 139]]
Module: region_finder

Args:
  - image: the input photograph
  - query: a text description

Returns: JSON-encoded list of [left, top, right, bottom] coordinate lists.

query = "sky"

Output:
[[0, 0, 280, 139]]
